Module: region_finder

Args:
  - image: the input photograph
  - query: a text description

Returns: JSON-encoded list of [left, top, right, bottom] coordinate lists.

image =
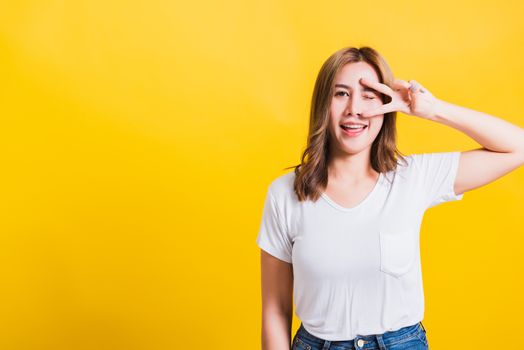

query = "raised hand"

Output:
[[360, 78, 440, 120]]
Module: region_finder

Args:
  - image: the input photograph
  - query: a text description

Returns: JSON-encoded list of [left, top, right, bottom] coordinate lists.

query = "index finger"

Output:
[[360, 78, 394, 96]]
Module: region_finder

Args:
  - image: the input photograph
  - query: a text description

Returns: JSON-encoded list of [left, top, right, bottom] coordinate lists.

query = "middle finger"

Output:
[[392, 79, 411, 90]]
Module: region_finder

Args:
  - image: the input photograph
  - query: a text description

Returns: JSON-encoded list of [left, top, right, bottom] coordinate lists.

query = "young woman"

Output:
[[256, 46, 524, 350]]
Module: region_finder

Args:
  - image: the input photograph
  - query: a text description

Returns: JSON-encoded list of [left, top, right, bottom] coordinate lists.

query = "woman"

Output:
[[256, 46, 524, 350]]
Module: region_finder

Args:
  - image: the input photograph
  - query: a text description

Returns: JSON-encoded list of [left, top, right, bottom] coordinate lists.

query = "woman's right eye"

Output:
[[335, 91, 348, 97]]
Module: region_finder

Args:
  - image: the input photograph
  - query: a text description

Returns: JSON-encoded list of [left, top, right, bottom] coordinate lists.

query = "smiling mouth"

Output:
[[339, 124, 367, 137], [340, 125, 367, 131]]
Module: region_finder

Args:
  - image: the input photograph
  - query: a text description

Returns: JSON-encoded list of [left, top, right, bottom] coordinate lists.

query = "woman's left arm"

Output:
[[430, 99, 524, 195], [359, 77, 524, 196]]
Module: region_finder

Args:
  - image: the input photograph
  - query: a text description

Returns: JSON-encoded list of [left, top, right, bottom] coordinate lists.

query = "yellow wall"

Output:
[[1, 1, 523, 349]]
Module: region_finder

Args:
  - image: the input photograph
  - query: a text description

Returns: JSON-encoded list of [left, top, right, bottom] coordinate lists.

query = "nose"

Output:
[[345, 95, 364, 116]]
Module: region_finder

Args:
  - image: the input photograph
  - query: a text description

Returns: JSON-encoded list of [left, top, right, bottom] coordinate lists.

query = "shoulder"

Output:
[[389, 154, 417, 175], [393, 152, 462, 184], [381, 154, 419, 184], [267, 170, 296, 201], [395, 154, 413, 165], [404, 151, 461, 170], [396, 153, 451, 170]]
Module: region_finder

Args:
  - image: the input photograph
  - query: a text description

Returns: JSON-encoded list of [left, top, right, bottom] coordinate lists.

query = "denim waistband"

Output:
[[296, 321, 426, 349]]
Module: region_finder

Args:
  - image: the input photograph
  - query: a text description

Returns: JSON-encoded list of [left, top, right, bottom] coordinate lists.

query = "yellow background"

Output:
[[1, 1, 523, 349]]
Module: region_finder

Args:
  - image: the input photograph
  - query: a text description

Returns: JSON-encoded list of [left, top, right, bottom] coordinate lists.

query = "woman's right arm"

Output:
[[260, 249, 294, 350]]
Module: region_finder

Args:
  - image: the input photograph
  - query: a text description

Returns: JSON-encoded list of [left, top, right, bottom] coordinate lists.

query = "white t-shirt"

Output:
[[256, 151, 464, 341]]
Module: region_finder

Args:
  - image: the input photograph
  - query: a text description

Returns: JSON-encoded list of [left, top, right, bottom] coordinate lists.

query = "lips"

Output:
[[340, 121, 368, 127], [340, 124, 367, 136], [340, 124, 367, 130]]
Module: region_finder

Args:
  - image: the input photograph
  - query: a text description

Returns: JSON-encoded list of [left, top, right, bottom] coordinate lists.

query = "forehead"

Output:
[[334, 61, 380, 85]]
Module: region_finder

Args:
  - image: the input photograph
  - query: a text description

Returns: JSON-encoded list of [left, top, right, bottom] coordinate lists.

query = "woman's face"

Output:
[[328, 61, 385, 156]]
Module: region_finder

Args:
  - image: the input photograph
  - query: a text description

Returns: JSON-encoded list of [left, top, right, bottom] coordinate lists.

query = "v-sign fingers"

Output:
[[392, 79, 410, 90], [361, 103, 396, 118], [359, 78, 394, 97]]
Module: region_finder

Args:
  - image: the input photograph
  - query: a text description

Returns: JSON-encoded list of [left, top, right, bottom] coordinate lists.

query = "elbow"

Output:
[[262, 306, 293, 323]]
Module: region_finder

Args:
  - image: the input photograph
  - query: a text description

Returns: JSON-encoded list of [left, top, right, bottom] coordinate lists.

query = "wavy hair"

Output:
[[284, 46, 408, 202]]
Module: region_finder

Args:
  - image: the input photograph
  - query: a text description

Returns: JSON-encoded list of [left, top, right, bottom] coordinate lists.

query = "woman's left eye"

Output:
[[365, 96, 375, 100]]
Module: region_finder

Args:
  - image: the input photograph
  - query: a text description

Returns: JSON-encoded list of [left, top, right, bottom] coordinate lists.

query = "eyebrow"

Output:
[[334, 83, 379, 94]]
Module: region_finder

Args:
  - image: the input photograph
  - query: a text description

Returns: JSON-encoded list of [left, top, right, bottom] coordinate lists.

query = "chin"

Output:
[[338, 142, 372, 155]]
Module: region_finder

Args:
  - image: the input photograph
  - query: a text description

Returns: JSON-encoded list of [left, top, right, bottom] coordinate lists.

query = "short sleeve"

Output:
[[412, 151, 465, 209], [256, 188, 293, 263]]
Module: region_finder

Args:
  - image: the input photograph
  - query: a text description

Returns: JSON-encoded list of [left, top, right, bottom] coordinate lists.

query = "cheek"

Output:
[[371, 119, 384, 133], [330, 100, 343, 113], [370, 117, 384, 134], [329, 116, 339, 135], [361, 100, 382, 114], [368, 99, 383, 107]]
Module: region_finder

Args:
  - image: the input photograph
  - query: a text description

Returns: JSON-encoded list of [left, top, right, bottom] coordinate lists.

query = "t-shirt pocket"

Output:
[[379, 228, 417, 278]]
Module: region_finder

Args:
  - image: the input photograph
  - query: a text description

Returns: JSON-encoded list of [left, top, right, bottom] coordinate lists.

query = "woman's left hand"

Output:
[[360, 77, 440, 121]]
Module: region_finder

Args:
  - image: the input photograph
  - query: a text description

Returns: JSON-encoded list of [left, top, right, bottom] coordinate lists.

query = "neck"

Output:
[[327, 147, 376, 183]]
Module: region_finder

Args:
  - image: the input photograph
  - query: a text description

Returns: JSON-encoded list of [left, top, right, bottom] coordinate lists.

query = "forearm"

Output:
[[261, 310, 293, 350], [432, 99, 524, 154]]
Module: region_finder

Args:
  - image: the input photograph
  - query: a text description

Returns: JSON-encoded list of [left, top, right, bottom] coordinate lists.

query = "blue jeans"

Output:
[[292, 321, 429, 350]]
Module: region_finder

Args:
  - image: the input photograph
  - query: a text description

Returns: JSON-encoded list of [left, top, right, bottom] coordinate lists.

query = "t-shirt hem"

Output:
[[301, 317, 425, 341]]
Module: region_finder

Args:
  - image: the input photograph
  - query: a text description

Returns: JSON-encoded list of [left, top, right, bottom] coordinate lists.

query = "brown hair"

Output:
[[284, 46, 407, 202]]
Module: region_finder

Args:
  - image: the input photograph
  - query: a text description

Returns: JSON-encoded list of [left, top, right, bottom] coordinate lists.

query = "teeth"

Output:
[[342, 125, 365, 129]]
